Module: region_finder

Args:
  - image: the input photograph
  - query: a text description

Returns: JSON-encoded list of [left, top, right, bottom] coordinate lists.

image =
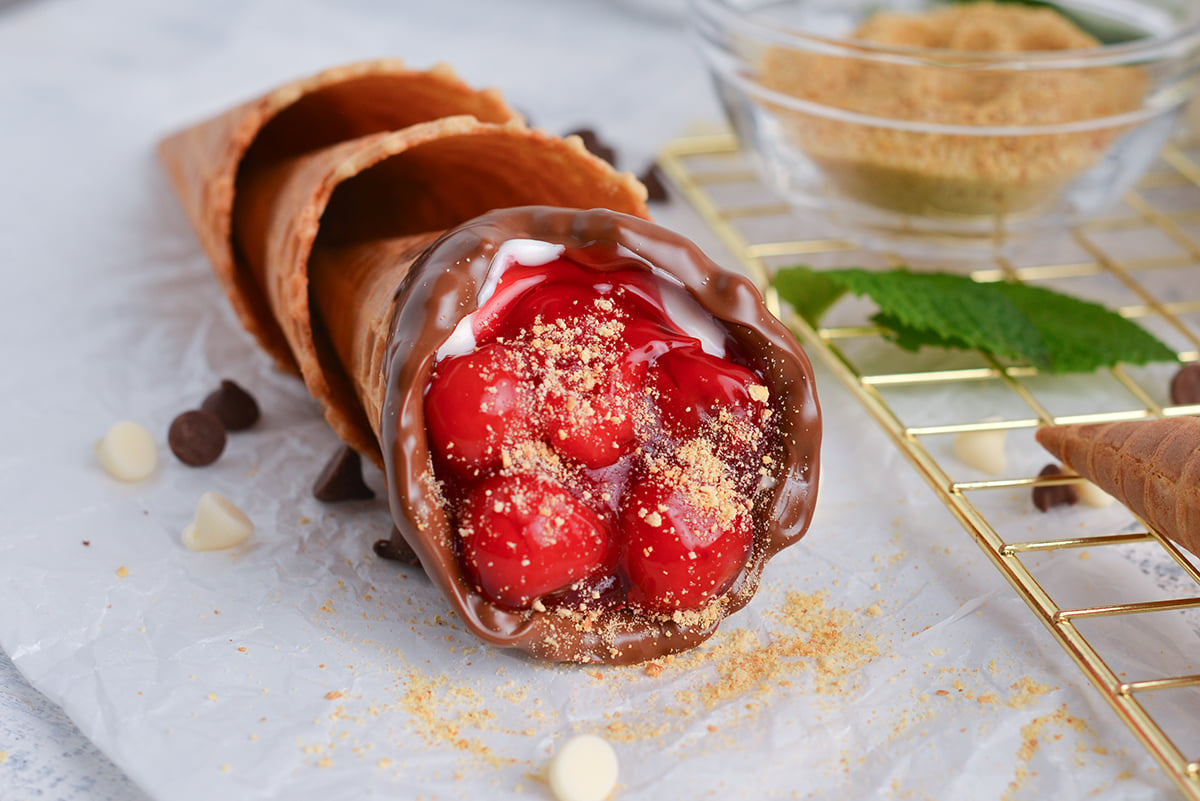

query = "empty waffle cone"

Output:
[[1036, 417, 1200, 556], [159, 63, 648, 462]]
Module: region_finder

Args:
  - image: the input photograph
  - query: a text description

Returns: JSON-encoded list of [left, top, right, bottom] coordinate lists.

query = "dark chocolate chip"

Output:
[[168, 410, 227, 467], [639, 163, 669, 203], [1170, 362, 1200, 406], [565, 127, 617, 166], [313, 445, 375, 502], [201, 379, 260, 431], [1032, 463, 1079, 512], [373, 528, 422, 567]]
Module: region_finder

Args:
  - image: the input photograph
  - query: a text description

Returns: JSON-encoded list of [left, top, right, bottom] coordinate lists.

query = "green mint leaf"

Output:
[[993, 282, 1178, 373], [772, 265, 1178, 374], [870, 312, 976, 353], [772, 266, 846, 326], [775, 266, 1049, 366], [833, 269, 1049, 366]]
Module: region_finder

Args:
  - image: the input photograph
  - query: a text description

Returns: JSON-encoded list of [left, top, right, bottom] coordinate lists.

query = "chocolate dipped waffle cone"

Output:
[[1036, 417, 1200, 556], [159, 63, 821, 664], [367, 206, 821, 663]]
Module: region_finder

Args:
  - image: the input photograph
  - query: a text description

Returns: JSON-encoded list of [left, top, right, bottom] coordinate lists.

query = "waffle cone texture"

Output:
[[1036, 417, 1200, 556]]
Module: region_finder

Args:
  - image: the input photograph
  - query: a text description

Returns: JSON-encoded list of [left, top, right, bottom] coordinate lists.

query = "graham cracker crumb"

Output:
[[629, 591, 881, 727], [1002, 704, 1095, 801], [1006, 676, 1055, 709], [760, 2, 1146, 215], [398, 671, 510, 767]]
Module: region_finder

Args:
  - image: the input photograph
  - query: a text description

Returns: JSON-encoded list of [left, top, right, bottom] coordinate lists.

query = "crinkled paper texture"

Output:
[[0, 0, 1191, 798]]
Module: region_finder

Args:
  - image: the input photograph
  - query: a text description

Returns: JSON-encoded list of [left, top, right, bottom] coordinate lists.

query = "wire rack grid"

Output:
[[658, 131, 1200, 800]]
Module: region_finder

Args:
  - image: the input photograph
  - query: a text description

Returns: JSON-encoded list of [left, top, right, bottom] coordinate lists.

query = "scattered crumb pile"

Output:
[[759, 2, 1146, 215], [1003, 704, 1105, 801], [397, 671, 510, 767], [603, 589, 883, 741]]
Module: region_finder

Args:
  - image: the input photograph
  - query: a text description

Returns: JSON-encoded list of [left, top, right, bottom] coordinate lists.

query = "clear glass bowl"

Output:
[[689, 0, 1200, 256]]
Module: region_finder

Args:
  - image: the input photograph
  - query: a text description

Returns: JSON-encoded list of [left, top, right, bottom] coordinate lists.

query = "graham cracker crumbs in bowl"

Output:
[[758, 3, 1146, 216], [691, 0, 1200, 253]]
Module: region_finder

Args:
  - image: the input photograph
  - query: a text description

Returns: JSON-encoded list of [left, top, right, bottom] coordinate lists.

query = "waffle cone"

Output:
[[157, 59, 520, 373], [158, 63, 649, 463], [1036, 417, 1200, 556]]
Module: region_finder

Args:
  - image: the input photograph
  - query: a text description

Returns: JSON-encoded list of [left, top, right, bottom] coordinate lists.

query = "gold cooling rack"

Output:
[[659, 132, 1200, 800]]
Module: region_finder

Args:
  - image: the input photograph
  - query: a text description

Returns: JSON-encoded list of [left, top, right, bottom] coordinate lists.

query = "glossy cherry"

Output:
[[424, 343, 531, 478], [649, 345, 767, 440], [478, 257, 670, 343], [459, 473, 616, 609], [619, 317, 697, 369], [619, 474, 753, 612], [544, 359, 645, 469]]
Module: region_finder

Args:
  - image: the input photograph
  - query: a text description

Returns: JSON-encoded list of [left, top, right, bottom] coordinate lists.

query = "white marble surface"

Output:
[[0, 650, 151, 800]]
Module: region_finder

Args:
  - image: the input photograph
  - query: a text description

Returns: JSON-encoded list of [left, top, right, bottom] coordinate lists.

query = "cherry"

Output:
[[458, 473, 616, 610], [619, 317, 697, 370], [477, 257, 671, 344], [484, 275, 605, 343], [424, 343, 531, 478], [544, 359, 645, 469], [620, 474, 752, 612], [649, 345, 767, 440]]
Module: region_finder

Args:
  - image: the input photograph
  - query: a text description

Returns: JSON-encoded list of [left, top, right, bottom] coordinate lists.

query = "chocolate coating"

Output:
[[380, 207, 821, 664]]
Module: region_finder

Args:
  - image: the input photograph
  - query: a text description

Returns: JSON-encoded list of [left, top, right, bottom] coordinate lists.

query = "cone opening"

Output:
[[378, 206, 820, 663], [218, 66, 520, 373], [314, 131, 644, 248], [239, 74, 516, 179]]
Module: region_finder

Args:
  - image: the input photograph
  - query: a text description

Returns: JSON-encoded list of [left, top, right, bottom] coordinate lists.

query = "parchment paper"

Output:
[[0, 0, 1191, 798]]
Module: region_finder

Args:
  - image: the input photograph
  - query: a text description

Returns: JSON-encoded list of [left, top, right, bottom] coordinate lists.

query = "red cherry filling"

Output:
[[620, 317, 698, 369], [650, 345, 769, 440], [424, 248, 774, 614], [476, 256, 672, 343], [544, 359, 645, 469], [620, 473, 753, 612], [459, 474, 615, 610], [424, 343, 531, 479]]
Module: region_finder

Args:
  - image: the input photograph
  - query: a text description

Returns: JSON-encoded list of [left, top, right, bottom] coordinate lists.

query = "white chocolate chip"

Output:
[[1076, 480, 1115, 508], [547, 734, 618, 801], [182, 492, 254, 551], [952, 427, 1007, 475], [95, 421, 158, 482]]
